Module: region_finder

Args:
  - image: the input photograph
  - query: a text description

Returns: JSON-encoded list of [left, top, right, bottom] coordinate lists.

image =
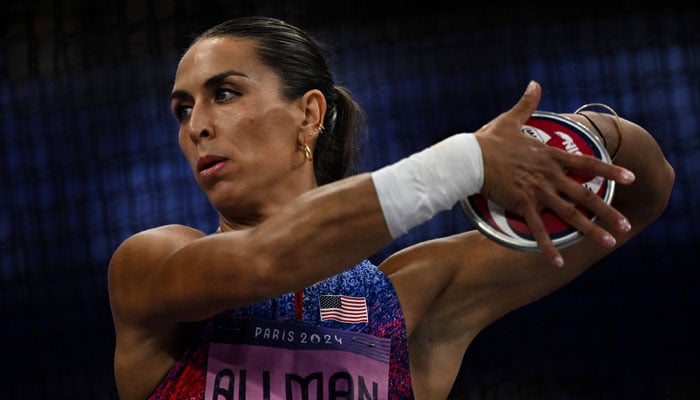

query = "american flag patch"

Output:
[[319, 295, 368, 323]]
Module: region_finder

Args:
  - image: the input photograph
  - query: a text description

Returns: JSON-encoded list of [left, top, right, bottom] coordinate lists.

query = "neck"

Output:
[[217, 171, 318, 233]]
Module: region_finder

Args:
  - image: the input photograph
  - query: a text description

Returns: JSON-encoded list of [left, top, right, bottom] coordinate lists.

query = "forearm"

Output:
[[153, 129, 487, 321], [155, 174, 392, 320], [242, 133, 483, 291], [248, 173, 392, 287]]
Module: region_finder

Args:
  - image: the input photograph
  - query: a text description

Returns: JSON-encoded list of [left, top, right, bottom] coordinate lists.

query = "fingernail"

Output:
[[553, 255, 564, 267], [603, 233, 617, 247], [620, 169, 635, 182], [525, 80, 537, 95], [618, 218, 631, 232]]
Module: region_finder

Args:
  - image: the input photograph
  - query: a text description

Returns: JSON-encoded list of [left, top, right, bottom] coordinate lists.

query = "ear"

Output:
[[297, 89, 327, 144]]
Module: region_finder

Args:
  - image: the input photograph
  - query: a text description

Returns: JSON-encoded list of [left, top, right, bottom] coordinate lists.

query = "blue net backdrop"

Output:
[[1, 1, 698, 398]]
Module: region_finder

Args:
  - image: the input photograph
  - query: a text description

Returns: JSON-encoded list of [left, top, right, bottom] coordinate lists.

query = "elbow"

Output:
[[650, 160, 675, 220], [625, 159, 675, 227]]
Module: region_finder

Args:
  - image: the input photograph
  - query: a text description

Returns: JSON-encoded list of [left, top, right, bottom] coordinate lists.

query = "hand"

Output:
[[474, 81, 635, 267]]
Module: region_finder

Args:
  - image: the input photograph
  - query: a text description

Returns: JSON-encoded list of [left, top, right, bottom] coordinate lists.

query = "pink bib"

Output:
[[205, 318, 391, 399]]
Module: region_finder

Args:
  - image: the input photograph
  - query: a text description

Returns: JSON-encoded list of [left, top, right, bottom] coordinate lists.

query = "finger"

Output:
[[523, 207, 564, 267], [507, 80, 542, 124], [542, 186, 620, 249], [555, 174, 632, 234], [558, 149, 636, 185], [551, 149, 634, 233]]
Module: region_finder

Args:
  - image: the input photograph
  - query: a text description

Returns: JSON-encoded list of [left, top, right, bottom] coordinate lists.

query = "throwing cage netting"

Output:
[[2, 1, 698, 398]]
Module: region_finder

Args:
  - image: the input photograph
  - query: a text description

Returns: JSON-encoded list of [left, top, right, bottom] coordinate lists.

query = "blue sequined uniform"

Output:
[[149, 260, 414, 399]]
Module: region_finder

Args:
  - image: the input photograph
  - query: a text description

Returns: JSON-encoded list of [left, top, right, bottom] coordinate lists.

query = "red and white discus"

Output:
[[460, 111, 615, 251]]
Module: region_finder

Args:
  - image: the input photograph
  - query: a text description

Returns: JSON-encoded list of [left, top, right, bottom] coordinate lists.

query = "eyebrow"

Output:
[[170, 70, 248, 102]]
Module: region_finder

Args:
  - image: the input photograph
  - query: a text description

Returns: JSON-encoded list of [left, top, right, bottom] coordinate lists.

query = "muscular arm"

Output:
[[383, 111, 674, 399], [109, 174, 392, 324]]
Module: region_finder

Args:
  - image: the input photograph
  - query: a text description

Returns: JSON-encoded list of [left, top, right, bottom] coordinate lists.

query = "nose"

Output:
[[187, 103, 215, 143]]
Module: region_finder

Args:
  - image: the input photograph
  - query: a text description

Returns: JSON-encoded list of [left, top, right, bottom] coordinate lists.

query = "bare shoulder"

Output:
[[110, 224, 205, 271], [116, 223, 206, 251], [108, 224, 206, 320]]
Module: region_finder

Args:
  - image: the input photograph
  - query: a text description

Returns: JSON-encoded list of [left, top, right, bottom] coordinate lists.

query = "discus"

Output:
[[459, 111, 615, 251]]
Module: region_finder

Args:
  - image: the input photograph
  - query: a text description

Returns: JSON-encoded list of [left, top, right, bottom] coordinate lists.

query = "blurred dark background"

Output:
[[1, 0, 698, 398]]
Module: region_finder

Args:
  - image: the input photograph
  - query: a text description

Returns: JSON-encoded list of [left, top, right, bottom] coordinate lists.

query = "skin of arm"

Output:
[[381, 112, 675, 399]]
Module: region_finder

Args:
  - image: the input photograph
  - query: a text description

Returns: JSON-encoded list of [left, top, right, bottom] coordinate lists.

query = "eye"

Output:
[[172, 103, 192, 122], [215, 88, 240, 102]]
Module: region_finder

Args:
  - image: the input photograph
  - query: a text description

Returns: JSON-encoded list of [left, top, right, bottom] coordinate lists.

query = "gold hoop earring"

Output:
[[317, 123, 325, 133], [303, 144, 313, 162]]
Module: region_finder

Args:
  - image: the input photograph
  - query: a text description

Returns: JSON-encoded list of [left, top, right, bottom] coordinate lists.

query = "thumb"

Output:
[[509, 80, 541, 123]]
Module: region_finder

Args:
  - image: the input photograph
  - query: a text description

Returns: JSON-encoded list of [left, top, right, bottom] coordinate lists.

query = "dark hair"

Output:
[[194, 16, 366, 185]]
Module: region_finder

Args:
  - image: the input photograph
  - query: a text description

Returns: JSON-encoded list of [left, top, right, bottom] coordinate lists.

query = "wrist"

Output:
[[371, 133, 483, 238]]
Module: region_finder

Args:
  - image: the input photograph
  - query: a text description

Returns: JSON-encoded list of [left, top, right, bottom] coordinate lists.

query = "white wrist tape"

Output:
[[371, 133, 483, 238]]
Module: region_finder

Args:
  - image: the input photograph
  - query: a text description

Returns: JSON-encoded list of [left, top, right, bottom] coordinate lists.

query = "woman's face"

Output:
[[171, 36, 313, 223]]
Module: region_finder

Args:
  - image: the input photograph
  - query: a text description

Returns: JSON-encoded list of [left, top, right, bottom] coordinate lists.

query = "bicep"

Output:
[[382, 230, 611, 340]]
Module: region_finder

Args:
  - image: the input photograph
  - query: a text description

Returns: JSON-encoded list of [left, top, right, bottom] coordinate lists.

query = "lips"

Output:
[[196, 155, 228, 180], [197, 155, 227, 171]]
